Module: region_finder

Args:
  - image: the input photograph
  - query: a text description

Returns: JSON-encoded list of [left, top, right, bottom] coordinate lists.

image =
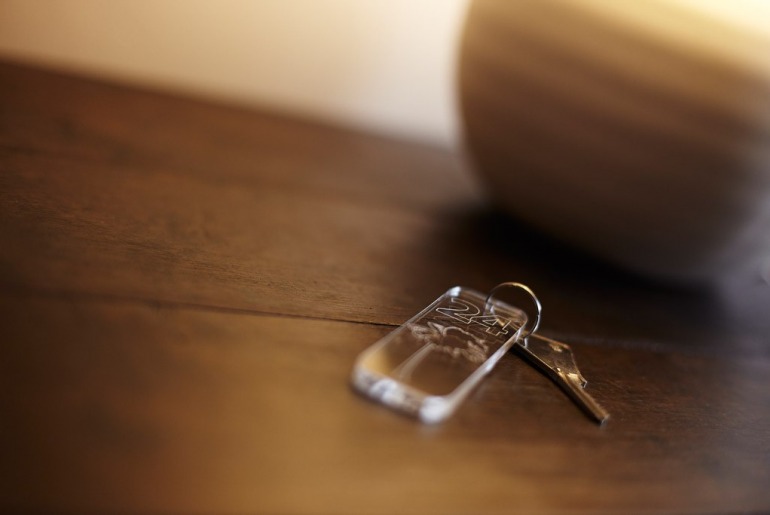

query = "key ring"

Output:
[[351, 282, 607, 424], [484, 282, 542, 339]]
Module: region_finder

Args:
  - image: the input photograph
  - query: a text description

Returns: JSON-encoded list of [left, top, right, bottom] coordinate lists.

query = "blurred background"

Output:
[[1, 0, 768, 282], [1, 0, 767, 149], [0, 0, 469, 147]]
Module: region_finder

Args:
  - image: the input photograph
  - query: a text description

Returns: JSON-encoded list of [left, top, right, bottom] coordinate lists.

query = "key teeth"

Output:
[[517, 335, 610, 425]]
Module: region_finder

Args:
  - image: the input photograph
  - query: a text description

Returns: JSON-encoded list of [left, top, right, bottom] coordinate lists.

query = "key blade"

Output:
[[518, 335, 588, 387], [558, 371, 610, 424], [514, 334, 610, 424]]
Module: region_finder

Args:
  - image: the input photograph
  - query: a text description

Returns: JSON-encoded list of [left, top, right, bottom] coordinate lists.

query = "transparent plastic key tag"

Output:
[[351, 285, 535, 423]]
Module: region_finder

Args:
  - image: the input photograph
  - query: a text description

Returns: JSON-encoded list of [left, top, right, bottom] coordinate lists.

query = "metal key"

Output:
[[514, 334, 610, 424]]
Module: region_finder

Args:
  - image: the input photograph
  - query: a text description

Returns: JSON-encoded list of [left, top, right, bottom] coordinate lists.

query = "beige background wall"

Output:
[[1, 0, 767, 147], [0, 0, 469, 146]]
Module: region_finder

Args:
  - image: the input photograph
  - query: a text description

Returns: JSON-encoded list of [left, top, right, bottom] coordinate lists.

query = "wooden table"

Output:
[[2, 60, 769, 514]]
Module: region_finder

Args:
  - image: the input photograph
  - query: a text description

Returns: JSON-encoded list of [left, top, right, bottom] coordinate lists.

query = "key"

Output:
[[514, 334, 610, 424]]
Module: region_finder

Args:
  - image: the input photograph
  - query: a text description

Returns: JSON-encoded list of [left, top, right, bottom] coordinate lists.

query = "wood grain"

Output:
[[2, 295, 769, 514], [1, 60, 769, 513], [3, 62, 769, 349]]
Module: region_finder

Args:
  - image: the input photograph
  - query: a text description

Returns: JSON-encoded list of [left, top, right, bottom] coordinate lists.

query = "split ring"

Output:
[[484, 281, 542, 339]]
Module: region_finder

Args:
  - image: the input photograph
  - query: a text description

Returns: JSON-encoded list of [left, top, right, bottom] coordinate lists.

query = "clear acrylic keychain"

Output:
[[351, 283, 538, 423], [351, 282, 609, 424]]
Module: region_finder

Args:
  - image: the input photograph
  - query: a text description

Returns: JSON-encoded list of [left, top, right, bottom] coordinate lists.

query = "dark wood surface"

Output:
[[2, 60, 769, 514]]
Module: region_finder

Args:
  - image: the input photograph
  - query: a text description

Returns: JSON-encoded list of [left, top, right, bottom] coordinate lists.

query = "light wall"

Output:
[[0, 0, 470, 147]]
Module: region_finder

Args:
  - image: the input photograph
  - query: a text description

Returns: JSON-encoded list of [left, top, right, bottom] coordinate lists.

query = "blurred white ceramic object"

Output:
[[459, 0, 770, 282]]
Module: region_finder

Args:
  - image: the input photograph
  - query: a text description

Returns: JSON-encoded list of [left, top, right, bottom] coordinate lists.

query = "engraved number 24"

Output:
[[435, 298, 511, 337]]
